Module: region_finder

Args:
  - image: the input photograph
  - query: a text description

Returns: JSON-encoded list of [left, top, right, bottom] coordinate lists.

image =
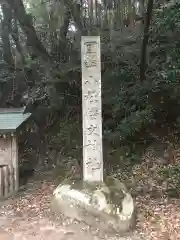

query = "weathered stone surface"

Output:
[[81, 36, 103, 183], [51, 176, 135, 234], [0, 229, 13, 240]]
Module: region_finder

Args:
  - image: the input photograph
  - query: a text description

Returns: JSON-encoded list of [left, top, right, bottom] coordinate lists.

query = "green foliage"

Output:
[[155, 4, 180, 31], [108, 145, 142, 167], [47, 119, 82, 157], [151, 4, 180, 89], [102, 65, 155, 145], [3, 0, 180, 169], [102, 3, 180, 156]]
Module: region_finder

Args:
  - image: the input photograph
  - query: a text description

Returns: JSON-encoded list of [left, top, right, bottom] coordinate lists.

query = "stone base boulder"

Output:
[[51, 176, 135, 234]]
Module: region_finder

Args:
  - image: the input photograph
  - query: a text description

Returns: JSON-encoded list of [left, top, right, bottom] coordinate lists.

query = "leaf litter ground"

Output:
[[0, 169, 179, 239]]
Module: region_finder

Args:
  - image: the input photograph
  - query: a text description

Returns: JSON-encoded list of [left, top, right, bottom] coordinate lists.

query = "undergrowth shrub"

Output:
[[40, 3, 180, 169], [47, 119, 82, 158], [101, 3, 180, 164]]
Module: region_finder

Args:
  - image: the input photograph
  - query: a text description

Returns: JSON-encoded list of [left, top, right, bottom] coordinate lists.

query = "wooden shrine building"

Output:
[[0, 108, 31, 199]]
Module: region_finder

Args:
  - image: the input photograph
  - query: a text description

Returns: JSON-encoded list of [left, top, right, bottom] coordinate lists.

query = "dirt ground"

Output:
[[0, 172, 143, 240], [0, 169, 180, 240]]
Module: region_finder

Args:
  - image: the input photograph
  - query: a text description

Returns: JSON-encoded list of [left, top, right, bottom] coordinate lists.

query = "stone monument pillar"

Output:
[[51, 36, 135, 235], [81, 36, 103, 183]]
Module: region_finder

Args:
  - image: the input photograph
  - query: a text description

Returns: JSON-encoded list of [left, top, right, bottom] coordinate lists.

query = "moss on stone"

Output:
[[52, 175, 135, 234], [57, 176, 128, 215]]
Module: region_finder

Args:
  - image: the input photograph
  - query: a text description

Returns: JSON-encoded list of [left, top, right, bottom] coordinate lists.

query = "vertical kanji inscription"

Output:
[[81, 36, 103, 182]]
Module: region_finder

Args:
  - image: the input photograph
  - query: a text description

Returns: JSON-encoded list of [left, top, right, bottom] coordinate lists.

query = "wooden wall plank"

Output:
[[0, 168, 3, 197], [9, 164, 14, 193], [3, 166, 8, 197], [0, 138, 11, 166], [11, 136, 19, 192]]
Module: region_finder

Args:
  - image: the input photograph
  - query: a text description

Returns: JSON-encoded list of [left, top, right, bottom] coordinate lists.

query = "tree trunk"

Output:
[[11, 18, 25, 66], [6, 0, 50, 62], [67, 0, 86, 35], [56, 5, 71, 62], [1, 3, 14, 66], [139, 0, 154, 82]]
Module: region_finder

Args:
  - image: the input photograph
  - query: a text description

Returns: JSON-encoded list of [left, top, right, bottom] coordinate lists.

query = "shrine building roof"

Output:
[[0, 107, 31, 133]]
